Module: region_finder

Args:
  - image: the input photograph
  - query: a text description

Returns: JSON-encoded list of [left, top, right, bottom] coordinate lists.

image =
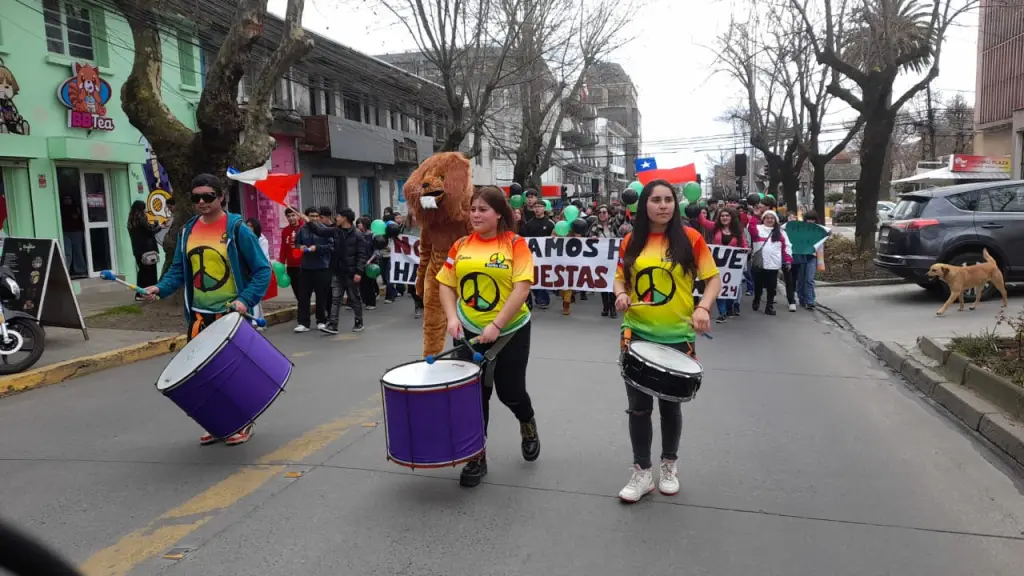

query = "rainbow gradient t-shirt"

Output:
[[436, 232, 533, 335], [615, 227, 719, 344], [186, 215, 238, 313]]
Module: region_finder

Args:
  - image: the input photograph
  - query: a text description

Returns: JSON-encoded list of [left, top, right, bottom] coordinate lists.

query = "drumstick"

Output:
[[99, 269, 148, 295], [626, 301, 714, 340], [99, 270, 266, 327], [425, 337, 483, 365]]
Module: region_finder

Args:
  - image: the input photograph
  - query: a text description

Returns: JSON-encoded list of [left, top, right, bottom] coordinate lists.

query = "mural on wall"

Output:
[[139, 137, 173, 225], [57, 63, 114, 131], [0, 58, 30, 135]]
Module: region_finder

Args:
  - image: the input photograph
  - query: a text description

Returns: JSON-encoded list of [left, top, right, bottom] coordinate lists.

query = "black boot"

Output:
[[459, 454, 488, 487], [765, 303, 777, 316], [520, 418, 540, 462], [752, 298, 760, 312]]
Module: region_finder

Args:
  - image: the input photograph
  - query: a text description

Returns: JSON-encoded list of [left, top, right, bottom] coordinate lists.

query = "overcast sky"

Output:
[[271, 0, 980, 176]]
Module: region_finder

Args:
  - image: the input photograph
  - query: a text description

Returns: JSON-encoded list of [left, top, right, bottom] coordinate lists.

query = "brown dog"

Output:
[[926, 249, 1008, 316]]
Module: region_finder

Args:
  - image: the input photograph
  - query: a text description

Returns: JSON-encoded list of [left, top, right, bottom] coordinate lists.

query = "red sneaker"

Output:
[[199, 434, 218, 446], [225, 424, 254, 446]]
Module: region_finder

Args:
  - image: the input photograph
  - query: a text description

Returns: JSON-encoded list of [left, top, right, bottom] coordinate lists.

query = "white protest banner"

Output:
[[390, 234, 747, 297], [694, 245, 748, 300]]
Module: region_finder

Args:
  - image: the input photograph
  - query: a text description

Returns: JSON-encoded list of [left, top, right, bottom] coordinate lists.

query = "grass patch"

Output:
[[88, 304, 142, 319], [949, 328, 1024, 388], [819, 235, 895, 283]]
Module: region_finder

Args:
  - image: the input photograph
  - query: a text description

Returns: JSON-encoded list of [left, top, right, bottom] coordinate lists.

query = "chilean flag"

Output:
[[637, 163, 698, 186], [226, 166, 302, 206], [635, 157, 657, 173]]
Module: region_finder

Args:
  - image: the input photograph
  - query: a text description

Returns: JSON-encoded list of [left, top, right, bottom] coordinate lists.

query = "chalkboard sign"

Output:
[[0, 238, 87, 339]]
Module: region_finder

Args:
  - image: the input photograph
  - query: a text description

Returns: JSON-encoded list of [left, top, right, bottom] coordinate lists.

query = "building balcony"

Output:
[[563, 98, 599, 120], [561, 127, 599, 149], [299, 115, 435, 165]]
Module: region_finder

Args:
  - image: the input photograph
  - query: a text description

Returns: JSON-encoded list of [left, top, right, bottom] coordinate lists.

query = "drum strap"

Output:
[[481, 333, 514, 389]]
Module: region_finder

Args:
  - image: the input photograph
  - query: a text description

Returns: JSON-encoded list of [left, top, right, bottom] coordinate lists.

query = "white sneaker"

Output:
[[316, 323, 326, 330], [293, 325, 310, 333], [618, 465, 655, 503], [788, 303, 797, 312], [658, 459, 679, 495]]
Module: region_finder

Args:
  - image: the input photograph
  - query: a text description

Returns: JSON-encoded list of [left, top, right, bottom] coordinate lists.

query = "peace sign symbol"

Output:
[[633, 266, 676, 306], [459, 272, 500, 312]]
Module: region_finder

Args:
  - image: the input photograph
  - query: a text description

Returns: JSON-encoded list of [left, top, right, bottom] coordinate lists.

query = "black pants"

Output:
[[330, 273, 362, 325], [454, 322, 534, 434], [360, 274, 378, 307], [600, 292, 615, 312], [625, 338, 693, 469], [753, 268, 779, 308], [286, 266, 301, 300], [298, 268, 331, 327], [188, 311, 223, 341], [781, 265, 796, 305]]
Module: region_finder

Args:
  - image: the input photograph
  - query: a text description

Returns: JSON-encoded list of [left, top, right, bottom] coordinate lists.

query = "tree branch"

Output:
[[236, 0, 314, 169]]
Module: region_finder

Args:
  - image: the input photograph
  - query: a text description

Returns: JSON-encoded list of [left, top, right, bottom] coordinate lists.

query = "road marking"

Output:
[[330, 334, 359, 341], [80, 395, 381, 576], [290, 351, 311, 358]]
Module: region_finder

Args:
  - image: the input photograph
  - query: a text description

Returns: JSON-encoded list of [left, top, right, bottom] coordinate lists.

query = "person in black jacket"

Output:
[[302, 207, 367, 334], [127, 201, 161, 301], [519, 201, 554, 309], [294, 207, 334, 332]]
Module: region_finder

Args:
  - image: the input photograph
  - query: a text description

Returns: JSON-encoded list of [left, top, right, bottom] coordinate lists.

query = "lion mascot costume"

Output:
[[403, 152, 474, 357]]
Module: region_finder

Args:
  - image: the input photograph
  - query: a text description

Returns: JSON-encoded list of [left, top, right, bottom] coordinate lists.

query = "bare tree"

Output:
[[716, 17, 806, 210], [375, 0, 535, 155], [508, 0, 635, 188], [942, 92, 973, 154], [114, 0, 313, 255], [790, 0, 977, 251]]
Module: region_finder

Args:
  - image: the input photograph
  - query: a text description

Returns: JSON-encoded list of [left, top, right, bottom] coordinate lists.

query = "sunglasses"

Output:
[[191, 192, 219, 204]]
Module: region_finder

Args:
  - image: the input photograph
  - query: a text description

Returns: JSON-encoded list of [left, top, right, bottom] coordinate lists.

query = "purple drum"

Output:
[[156, 312, 292, 439], [381, 359, 485, 468]]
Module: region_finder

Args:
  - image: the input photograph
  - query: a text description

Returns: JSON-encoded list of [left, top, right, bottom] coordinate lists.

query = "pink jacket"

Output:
[[696, 212, 750, 248]]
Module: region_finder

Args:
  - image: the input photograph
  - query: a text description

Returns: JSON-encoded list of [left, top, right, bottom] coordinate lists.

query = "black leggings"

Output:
[[781, 265, 796, 305], [753, 268, 779, 307], [600, 292, 615, 312], [624, 338, 694, 469], [455, 322, 534, 434]]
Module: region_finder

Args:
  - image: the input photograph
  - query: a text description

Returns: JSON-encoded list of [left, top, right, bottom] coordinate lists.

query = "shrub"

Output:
[[833, 211, 857, 224]]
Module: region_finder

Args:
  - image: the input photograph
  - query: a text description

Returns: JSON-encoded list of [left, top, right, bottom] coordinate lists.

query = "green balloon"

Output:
[[682, 181, 702, 203], [510, 194, 524, 209], [272, 260, 286, 276], [679, 201, 687, 215], [563, 205, 580, 222], [543, 199, 552, 211], [370, 219, 386, 236], [628, 202, 638, 213], [699, 201, 707, 209], [628, 181, 644, 194], [554, 220, 570, 236], [277, 272, 291, 288], [366, 263, 381, 279], [765, 194, 776, 203], [758, 193, 765, 200]]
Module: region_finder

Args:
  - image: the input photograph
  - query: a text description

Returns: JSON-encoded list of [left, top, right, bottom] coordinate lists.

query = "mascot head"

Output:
[[404, 152, 472, 227]]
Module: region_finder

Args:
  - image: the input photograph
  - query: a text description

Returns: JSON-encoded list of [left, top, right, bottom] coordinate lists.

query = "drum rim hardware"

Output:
[[621, 340, 703, 403], [157, 312, 245, 392], [382, 358, 482, 393]]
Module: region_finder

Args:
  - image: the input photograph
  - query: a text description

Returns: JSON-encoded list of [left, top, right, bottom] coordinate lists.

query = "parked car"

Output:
[[876, 201, 896, 221], [874, 180, 1024, 298]]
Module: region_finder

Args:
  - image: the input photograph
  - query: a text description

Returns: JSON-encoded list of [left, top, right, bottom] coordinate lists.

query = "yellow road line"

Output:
[[80, 395, 381, 576]]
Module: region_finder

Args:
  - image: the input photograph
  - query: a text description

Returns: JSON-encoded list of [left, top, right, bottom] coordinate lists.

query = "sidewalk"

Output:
[[0, 289, 301, 395]]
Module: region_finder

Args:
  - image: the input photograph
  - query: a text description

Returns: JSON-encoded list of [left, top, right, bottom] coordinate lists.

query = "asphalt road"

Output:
[[1, 296, 1023, 576]]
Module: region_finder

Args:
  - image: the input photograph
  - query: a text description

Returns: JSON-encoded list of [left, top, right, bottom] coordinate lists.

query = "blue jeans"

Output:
[[795, 257, 817, 305], [530, 289, 550, 307], [717, 299, 738, 316]]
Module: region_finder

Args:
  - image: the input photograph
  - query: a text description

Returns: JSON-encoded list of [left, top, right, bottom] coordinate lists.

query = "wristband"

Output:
[[615, 292, 628, 299], [695, 306, 711, 313]]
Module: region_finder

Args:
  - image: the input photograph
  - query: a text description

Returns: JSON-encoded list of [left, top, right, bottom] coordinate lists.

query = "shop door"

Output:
[[57, 167, 114, 278]]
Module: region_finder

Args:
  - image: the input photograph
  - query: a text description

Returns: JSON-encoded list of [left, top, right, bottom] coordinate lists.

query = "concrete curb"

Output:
[[817, 277, 909, 288], [871, 338, 1024, 467], [0, 306, 300, 397]]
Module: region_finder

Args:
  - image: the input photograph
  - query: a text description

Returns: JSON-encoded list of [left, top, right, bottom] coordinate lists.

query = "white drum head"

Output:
[[382, 359, 480, 388], [157, 313, 242, 391], [630, 341, 702, 374]]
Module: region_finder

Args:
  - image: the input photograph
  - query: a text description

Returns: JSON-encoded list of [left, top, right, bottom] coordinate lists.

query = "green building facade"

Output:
[[0, 0, 201, 283]]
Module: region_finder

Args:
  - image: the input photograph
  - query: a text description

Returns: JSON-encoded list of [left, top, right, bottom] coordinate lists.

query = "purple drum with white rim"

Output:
[[381, 359, 484, 468], [156, 312, 292, 439]]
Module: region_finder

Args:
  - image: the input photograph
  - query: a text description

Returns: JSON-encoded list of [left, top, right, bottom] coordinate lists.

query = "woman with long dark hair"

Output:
[[613, 179, 722, 503], [437, 186, 539, 488], [126, 200, 160, 300], [707, 207, 747, 322]]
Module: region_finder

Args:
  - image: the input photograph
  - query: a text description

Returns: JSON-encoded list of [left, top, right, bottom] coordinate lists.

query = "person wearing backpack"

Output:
[[142, 173, 271, 447]]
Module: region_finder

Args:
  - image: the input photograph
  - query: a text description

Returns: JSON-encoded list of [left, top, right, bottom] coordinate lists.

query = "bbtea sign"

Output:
[[56, 63, 115, 131]]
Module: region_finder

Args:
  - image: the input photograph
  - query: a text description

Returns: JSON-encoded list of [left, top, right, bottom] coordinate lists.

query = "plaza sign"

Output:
[[949, 154, 1010, 174]]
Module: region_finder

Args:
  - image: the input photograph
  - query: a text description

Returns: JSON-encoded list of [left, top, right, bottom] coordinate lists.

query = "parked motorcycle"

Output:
[[0, 266, 45, 375]]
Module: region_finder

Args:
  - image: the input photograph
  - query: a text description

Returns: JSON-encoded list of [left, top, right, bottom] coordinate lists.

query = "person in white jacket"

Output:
[[750, 210, 792, 316], [246, 218, 270, 328]]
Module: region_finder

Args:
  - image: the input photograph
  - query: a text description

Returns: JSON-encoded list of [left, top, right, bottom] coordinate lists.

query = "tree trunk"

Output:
[[811, 159, 826, 218], [854, 114, 895, 252], [781, 167, 799, 214]]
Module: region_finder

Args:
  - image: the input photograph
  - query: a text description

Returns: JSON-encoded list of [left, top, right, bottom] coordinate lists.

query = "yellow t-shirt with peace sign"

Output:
[[615, 229, 719, 344], [436, 232, 534, 335]]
